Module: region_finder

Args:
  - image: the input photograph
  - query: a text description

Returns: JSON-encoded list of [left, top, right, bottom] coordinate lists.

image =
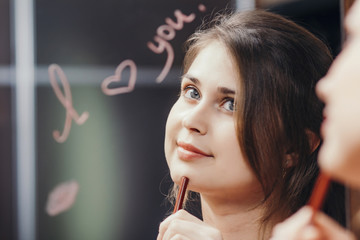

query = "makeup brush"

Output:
[[173, 176, 189, 213], [308, 172, 331, 221]]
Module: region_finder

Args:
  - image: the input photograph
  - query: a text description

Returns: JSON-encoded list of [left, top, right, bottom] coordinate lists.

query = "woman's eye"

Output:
[[223, 98, 235, 112], [184, 87, 200, 100]]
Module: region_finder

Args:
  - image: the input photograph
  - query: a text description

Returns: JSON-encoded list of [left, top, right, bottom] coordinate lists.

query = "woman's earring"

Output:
[[285, 153, 296, 168]]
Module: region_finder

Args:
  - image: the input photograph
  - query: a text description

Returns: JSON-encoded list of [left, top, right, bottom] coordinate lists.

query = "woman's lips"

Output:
[[320, 113, 329, 138], [320, 117, 328, 136], [176, 142, 213, 161]]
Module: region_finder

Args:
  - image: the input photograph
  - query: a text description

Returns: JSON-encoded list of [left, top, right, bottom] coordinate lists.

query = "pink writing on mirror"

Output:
[[102, 4, 206, 96], [147, 9, 196, 83], [49, 64, 89, 143], [101, 60, 137, 95], [50, 4, 207, 143]]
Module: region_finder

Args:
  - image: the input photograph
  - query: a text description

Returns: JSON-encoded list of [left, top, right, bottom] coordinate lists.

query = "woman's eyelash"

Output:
[[183, 85, 201, 100], [178, 83, 192, 96], [182, 84, 196, 94], [222, 97, 235, 111], [183, 85, 192, 90]]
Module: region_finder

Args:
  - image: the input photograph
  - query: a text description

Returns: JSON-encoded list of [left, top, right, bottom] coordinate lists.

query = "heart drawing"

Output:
[[101, 59, 137, 95]]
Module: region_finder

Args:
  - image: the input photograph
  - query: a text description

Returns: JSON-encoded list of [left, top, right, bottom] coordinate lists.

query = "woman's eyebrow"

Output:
[[182, 73, 200, 85], [182, 73, 235, 94], [218, 86, 235, 95]]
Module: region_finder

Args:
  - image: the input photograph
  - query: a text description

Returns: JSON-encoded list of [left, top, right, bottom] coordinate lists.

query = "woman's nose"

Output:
[[316, 75, 333, 103], [182, 102, 209, 135]]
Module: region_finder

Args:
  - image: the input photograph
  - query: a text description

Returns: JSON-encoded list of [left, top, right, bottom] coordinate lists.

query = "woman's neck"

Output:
[[200, 195, 270, 240]]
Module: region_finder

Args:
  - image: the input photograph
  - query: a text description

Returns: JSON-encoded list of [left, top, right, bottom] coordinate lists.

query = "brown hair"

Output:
[[169, 9, 344, 238]]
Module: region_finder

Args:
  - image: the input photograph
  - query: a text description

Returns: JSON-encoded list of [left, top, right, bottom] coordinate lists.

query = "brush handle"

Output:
[[173, 177, 189, 213], [308, 172, 331, 221]]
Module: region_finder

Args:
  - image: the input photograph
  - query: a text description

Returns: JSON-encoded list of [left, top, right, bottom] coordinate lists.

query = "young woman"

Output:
[[271, 0, 360, 239], [158, 10, 345, 240]]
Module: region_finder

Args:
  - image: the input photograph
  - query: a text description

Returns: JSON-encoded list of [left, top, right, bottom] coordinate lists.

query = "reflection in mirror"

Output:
[[35, 1, 232, 239], [2, 0, 350, 239]]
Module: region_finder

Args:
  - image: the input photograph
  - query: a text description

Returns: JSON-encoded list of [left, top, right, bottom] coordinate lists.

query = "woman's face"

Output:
[[164, 41, 262, 201], [316, 0, 360, 187]]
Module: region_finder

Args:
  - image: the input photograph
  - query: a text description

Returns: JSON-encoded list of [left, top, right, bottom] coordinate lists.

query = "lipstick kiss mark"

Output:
[[46, 180, 79, 216]]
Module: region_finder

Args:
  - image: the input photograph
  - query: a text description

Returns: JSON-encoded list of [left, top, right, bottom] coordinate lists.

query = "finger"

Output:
[[272, 206, 314, 238], [314, 212, 356, 240], [170, 234, 191, 240], [162, 219, 187, 240], [272, 225, 322, 240], [300, 224, 324, 240], [162, 218, 221, 240], [284, 206, 314, 227], [158, 210, 202, 240]]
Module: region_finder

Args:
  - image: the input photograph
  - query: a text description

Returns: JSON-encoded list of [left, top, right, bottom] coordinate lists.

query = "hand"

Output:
[[271, 206, 355, 240], [157, 209, 223, 240]]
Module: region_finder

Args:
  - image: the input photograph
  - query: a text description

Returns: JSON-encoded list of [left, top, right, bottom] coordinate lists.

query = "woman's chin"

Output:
[[170, 171, 187, 185]]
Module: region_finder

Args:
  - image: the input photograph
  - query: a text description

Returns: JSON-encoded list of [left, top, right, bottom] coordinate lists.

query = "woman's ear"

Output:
[[284, 130, 320, 168], [305, 129, 321, 153], [285, 153, 296, 168]]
